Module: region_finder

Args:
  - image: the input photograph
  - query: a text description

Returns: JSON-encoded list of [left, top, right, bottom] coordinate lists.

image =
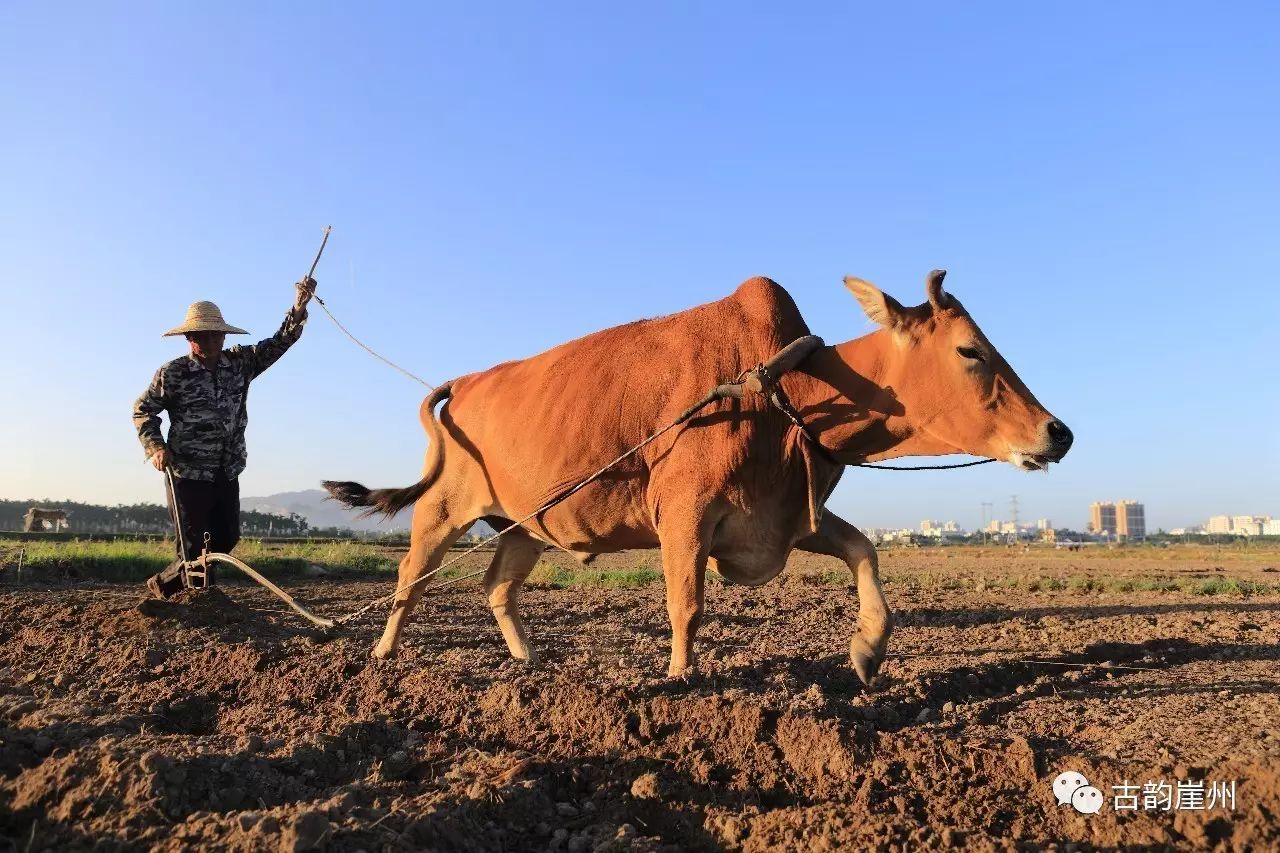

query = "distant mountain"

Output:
[[241, 488, 495, 536], [241, 488, 403, 532]]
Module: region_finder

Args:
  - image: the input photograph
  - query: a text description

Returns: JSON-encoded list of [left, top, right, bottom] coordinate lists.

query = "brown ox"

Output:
[[325, 270, 1071, 683]]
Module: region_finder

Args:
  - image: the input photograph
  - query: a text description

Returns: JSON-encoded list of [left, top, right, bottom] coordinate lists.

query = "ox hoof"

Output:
[[666, 662, 696, 680], [512, 649, 540, 666], [849, 636, 886, 687], [371, 643, 398, 660]]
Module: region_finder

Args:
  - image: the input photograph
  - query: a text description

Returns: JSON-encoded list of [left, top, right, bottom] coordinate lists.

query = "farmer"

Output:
[[132, 278, 316, 598]]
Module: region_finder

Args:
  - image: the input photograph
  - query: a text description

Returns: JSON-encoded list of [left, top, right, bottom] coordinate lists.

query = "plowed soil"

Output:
[[1, 549, 1278, 851]]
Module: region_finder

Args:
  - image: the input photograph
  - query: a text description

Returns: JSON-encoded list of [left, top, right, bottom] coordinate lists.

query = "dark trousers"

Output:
[[167, 473, 240, 562]]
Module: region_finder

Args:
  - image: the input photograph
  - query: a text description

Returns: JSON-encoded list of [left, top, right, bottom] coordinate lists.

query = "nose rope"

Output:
[[761, 375, 997, 471], [852, 458, 995, 470]]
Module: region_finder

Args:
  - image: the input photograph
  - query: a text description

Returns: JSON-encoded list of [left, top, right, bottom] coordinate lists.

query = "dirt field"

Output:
[[1, 547, 1278, 850]]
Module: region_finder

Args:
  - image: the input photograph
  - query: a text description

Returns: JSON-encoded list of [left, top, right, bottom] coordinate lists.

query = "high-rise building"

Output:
[[1207, 515, 1233, 534], [1090, 501, 1145, 538], [1090, 502, 1117, 535], [1116, 501, 1145, 539]]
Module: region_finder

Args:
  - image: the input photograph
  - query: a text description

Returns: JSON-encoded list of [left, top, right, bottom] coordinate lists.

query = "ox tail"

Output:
[[322, 380, 455, 519]]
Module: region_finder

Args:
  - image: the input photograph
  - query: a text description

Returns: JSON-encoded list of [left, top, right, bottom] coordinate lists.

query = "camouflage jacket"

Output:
[[132, 306, 307, 481]]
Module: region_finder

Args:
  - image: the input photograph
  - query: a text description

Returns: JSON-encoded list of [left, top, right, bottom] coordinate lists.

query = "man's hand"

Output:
[[149, 447, 170, 472], [294, 277, 317, 316]]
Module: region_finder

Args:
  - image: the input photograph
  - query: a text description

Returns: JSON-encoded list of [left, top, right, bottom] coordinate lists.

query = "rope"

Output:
[[334, 391, 722, 625], [312, 295, 435, 390], [854, 459, 995, 471], [310, 290, 995, 474], [768, 386, 996, 472]]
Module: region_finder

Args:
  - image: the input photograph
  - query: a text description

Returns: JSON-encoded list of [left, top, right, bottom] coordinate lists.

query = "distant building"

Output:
[[1200, 515, 1276, 536], [1232, 515, 1258, 535], [1116, 501, 1145, 539], [877, 528, 919, 544], [1036, 518, 1052, 530], [920, 520, 962, 537], [1088, 501, 1144, 539], [1090, 502, 1117, 536], [1207, 515, 1233, 534]]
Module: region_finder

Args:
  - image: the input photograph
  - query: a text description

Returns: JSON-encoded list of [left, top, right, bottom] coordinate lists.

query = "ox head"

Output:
[[842, 270, 1072, 470]]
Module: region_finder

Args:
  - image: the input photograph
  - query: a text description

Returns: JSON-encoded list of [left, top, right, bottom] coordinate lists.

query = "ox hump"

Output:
[[730, 276, 808, 339]]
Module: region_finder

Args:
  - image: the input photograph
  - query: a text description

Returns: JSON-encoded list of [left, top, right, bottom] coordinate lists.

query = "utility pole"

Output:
[[980, 502, 993, 544], [1009, 495, 1020, 543]]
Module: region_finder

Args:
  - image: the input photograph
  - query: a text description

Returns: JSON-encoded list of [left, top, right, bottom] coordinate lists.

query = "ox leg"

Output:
[[795, 512, 892, 686], [659, 515, 715, 678], [373, 505, 467, 660], [482, 528, 546, 663]]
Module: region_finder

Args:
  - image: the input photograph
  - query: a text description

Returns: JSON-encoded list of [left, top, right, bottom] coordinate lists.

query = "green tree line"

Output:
[[0, 499, 309, 536]]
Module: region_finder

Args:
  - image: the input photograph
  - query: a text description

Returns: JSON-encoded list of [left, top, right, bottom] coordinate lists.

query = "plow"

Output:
[[148, 468, 335, 628]]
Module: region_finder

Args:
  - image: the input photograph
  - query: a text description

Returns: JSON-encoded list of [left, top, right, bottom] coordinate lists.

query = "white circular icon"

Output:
[[1052, 770, 1089, 806], [1072, 785, 1104, 814]]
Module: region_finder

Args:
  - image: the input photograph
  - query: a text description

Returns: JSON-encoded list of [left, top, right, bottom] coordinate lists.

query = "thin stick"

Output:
[[307, 226, 332, 280]]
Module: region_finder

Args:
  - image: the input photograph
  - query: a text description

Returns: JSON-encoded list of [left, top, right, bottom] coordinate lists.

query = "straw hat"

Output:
[[162, 301, 249, 337]]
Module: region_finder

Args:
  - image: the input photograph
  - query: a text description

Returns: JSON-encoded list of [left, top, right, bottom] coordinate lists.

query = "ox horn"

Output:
[[926, 269, 950, 310]]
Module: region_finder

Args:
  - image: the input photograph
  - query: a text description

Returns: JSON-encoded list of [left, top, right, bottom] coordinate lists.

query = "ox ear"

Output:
[[844, 276, 906, 328], [925, 269, 952, 311]]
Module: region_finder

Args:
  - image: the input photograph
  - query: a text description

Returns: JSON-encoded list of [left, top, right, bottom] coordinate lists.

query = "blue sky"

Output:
[[1, 2, 1276, 532]]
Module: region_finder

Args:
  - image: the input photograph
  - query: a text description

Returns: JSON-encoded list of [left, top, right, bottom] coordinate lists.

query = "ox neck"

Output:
[[778, 332, 954, 463]]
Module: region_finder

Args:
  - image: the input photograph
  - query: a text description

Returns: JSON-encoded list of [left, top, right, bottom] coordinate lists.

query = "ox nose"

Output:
[[1046, 420, 1073, 454]]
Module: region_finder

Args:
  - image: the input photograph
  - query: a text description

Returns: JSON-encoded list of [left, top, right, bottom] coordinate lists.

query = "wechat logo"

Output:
[[1053, 771, 1104, 814]]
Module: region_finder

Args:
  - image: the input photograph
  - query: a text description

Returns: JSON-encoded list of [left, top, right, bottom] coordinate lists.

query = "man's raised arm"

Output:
[[242, 277, 316, 378]]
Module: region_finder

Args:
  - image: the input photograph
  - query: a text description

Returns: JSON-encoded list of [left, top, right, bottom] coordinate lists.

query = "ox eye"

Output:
[[957, 346, 985, 363]]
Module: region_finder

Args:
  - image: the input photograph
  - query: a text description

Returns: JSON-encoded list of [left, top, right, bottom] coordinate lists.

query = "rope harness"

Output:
[[335, 335, 837, 625]]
